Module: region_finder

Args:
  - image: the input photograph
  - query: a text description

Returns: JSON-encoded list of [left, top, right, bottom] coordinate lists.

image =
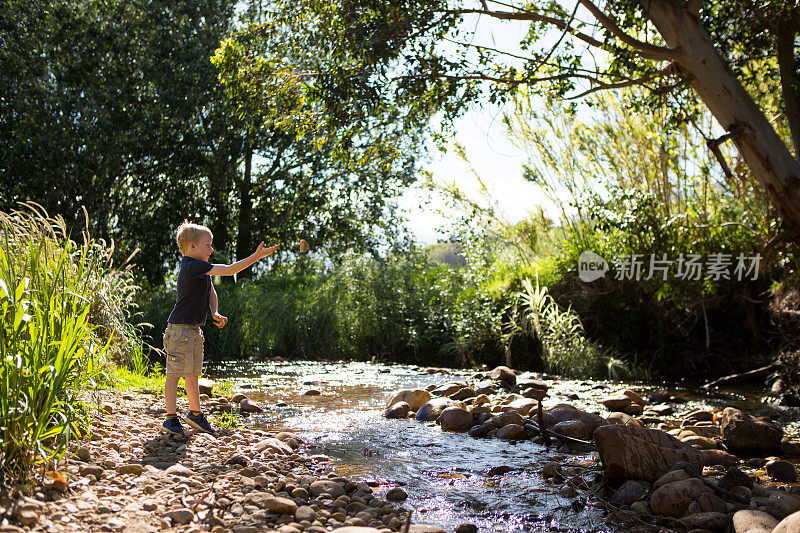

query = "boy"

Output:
[[162, 222, 278, 436]]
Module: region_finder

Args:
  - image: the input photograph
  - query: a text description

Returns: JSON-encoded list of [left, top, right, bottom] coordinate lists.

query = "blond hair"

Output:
[[176, 222, 212, 255]]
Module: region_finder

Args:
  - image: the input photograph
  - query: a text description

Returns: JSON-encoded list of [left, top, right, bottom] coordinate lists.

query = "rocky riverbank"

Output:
[[0, 387, 434, 533], [384, 365, 800, 532]]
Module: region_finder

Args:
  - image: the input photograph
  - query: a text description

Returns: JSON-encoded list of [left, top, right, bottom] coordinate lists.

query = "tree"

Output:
[[251, 0, 800, 245]]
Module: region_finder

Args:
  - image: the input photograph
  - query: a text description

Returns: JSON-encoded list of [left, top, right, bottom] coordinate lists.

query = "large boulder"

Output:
[[594, 425, 705, 481], [416, 398, 464, 422], [488, 366, 517, 387], [386, 389, 431, 412], [720, 407, 783, 455], [766, 492, 800, 520], [439, 407, 474, 432], [650, 478, 711, 517]]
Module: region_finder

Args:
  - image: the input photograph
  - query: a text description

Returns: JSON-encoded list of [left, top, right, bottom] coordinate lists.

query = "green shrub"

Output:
[[0, 206, 115, 483]]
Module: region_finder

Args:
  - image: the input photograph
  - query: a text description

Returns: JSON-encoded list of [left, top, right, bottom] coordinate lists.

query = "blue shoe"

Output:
[[161, 416, 185, 436], [185, 412, 217, 435]]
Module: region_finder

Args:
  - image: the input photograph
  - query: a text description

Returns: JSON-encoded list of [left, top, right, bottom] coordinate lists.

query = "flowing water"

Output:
[[207, 361, 800, 533]]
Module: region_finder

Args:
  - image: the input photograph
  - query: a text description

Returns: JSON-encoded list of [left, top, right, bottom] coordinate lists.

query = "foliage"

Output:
[[213, 410, 240, 430], [0, 206, 114, 483], [504, 277, 612, 378]]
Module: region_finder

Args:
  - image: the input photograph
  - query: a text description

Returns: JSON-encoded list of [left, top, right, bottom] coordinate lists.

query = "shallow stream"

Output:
[[206, 361, 799, 533]]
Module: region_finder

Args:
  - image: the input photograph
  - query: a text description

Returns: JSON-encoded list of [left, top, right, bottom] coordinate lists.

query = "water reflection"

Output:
[[207, 361, 798, 532]]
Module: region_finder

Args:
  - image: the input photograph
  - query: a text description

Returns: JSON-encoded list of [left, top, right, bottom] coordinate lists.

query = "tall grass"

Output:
[[503, 277, 612, 378], [0, 204, 137, 484]]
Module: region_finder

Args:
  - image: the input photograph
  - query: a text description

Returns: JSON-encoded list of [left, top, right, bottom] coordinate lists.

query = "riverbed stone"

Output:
[[594, 425, 706, 481], [164, 508, 195, 525], [720, 407, 783, 455], [239, 398, 264, 413], [605, 412, 643, 427], [681, 435, 719, 450], [545, 408, 606, 434], [439, 407, 474, 432], [416, 398, 463, 422], [385, 401, 410, 419], [697, 492, 728, 514], [430, 383, 462, 397], [679, 512, 729, 530], [650, 478, 711, 517], [496, 424, 526, 440], [766, 492, 800, 520], [198, 377, 215, 395], [488, 366, 516, 387], [265, 497, 299, 515], [503, 398, 537, 416], [487, 411, 525, 429], [733, 510, 778, 533], [310, 480, 345, 498], [600, 395, 632, 412], [256, 437, 294, 455], [774, 510, 800, 533], [654, 468, 693, 489], [552, 420, 590, 441], [451, 387, 476, 401], [385, 488, 408, 501], [408, 525, 448, 533], [765, 459, 798, 482], [454, 524, 478, 533], [610, 481, 647, 506]]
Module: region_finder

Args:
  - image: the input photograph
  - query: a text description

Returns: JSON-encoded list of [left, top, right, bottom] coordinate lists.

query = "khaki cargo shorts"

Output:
[[163, 324, 204, 378]]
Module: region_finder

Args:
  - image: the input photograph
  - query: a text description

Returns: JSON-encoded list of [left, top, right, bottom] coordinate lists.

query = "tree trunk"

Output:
[[646, 0, 800, 234], [236, 143, 254, 280]]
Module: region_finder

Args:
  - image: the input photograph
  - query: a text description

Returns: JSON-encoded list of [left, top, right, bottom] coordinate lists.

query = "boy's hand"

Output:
[[255, 242, 279, 259], [212, 312, 228, 328]]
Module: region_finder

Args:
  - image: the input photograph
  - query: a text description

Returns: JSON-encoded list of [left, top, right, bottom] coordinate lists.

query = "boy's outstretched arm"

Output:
[[207, 242, 278, 276]]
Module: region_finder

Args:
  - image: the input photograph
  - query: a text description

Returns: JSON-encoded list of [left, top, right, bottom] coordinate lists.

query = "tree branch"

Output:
[[564, 74, 656, 100], [576, 0, 682, 60]]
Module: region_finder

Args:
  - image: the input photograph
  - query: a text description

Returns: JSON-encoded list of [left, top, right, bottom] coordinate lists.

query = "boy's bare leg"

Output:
[[184, 375, 202, 413], [165, 375, 180, 413]]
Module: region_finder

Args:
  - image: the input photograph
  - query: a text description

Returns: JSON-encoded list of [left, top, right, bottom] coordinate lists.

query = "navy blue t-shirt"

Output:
[[167, 256, 213, 325]]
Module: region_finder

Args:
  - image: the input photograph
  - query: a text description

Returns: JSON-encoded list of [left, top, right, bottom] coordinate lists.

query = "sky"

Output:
[[393, 11, 582, 246]]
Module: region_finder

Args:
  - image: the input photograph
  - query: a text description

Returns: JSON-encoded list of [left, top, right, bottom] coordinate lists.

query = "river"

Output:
[[206, 360, 799, 533]]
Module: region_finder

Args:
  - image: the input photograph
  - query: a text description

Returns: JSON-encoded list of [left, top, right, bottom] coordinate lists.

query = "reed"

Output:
[[0, 204, 133, 484]]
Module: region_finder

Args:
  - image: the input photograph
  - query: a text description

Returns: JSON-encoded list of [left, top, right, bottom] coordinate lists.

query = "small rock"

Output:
[[239, 398, 264, 413], [650, 478, 710, 517], [75, 447, 91, 461], [164, 508, 195, 525], [455, 524, 478, 533], [679, 511, 729, 530], [542, 462, 564, 480], [79, 465, 104, 479], [610, 481, 646, 507], [295, 505, 316, 522], [439, 407, 474, 432], [701, 449, 738, 468], [766, 459, 798, 483], [385, 401, 410, 419], [385, 488, 408, 501], [488, 366, 517, 387], [720, 407, 783, 455], [116, 464, 144, 476], [766, 492, 800, 520], [198, 377, 215, 395], [303, 389, 322, 396], [225, 454, 249, 467], [600, 395, 632, 412], [697, 492, 727, 514], [264, 496, 298, 515], [385, 389, 432, 412], [496, 424, 526, 440], [100, 402, 114, 414], [733, 509, 777, 533], [164, 464, 193, 477], [310, 480, 345, 498]]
